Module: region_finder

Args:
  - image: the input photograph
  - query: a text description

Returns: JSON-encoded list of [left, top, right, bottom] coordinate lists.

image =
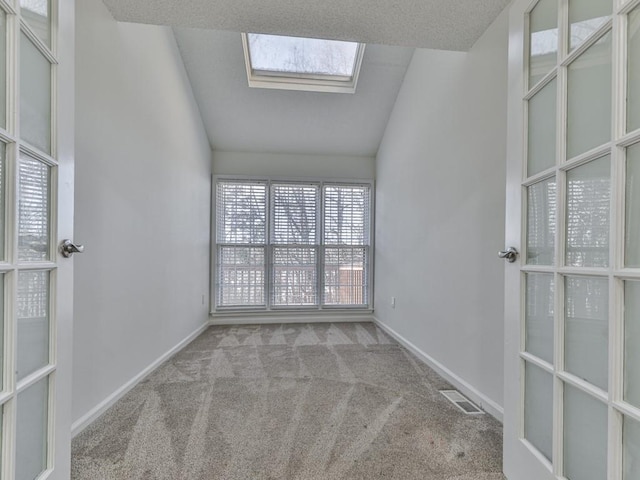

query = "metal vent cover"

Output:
[[439, 390, 485, 415]]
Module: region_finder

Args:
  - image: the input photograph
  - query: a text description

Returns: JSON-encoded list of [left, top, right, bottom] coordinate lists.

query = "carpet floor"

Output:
[[72, 323, 505, 480]]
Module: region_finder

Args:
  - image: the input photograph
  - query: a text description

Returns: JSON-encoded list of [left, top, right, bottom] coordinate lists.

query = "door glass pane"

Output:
[[564, 384, 608, 480], [624, 281, 640, 408], [0, 11, 7, 129], [272, 247, 317, 306], [20, 0, 51, 48], [529, 0, 558, 88], [565, 276, 608, 390], [624, 415, 640, 480], [524, 361, 553, 461], [0, 275, 4, 386], [567, 31, 612, 160], [629, 6, 640, 133], [566, 156, 610, 268], [525, 273, 555, 363], [626, 143, 640, 267], [16, 376, 48, 480], [527, 177, 556, 264], [528, 79, 557, 177], [17, 271, 49, 381], [569, 0, 611, 51], [0, 142, 6, 260], [18, 153, 50, 262], [20, 33, 51, 154]]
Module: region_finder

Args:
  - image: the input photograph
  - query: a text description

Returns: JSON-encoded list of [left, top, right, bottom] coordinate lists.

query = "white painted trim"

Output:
[[372, 316, 504, 422], [210, 312, 373, 325], [70, 322, 209, 438]]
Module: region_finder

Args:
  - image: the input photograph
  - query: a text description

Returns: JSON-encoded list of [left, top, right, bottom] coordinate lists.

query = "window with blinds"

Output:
[[323, 185, 370, 306], [271, 184, 319, 306], [216, 181, 267, 307], [215, 179, 372, 310]]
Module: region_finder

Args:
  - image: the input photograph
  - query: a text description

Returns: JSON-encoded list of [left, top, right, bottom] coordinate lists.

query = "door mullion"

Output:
[[3, 4, 18, 477], [609, 7, 627, 480], [553, 0, 568, 475]]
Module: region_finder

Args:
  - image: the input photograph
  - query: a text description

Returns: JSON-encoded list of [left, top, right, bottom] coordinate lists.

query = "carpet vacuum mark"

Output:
[[72, 323, 505, 480]]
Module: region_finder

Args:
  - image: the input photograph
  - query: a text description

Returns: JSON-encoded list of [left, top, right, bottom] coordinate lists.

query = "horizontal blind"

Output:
[[216, 180, 267, 308], [216, 181, 267, 244], [214, 179, 372, 310], [217, 246, 265, 306], [18, 153, 50, 261], [323, 247, 367, 305], [271, 183, 318, 244], [323, 185, 370, 245], [272, 247, 317, 306]]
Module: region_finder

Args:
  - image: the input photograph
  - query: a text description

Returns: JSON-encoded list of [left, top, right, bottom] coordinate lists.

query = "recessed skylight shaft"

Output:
[[242, 33, 365, 94]]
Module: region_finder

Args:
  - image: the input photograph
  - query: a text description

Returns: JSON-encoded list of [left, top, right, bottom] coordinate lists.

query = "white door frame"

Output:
[[53, 0, 75, 478]]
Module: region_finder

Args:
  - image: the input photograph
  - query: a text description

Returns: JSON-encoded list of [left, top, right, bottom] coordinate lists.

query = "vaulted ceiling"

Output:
[[101, 0, 511, 51], [101, 0, 510, 156], [173, 29, 414, 156]]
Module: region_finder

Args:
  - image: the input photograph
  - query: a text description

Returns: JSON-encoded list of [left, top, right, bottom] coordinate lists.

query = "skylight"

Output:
[[242, 33, 365, 94]]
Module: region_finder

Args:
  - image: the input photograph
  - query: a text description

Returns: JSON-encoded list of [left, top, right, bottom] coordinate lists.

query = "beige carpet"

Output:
[[72, 323, 505, 479]]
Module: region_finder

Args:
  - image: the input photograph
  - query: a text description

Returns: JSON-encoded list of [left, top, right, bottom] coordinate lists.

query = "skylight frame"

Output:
[[241, 33, 366, 94]]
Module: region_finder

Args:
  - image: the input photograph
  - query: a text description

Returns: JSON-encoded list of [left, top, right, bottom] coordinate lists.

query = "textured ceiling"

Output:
[[173, 28, 414, 156], [102, 0, 510, 51]]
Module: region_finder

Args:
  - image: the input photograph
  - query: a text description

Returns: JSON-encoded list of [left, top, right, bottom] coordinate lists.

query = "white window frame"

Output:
[[211, 175, 374, 314], [241, 33, 366, 94]]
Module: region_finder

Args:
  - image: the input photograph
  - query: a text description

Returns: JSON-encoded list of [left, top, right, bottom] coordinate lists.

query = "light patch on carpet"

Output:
[[293, 324, 321, 346], [326, 396, 403, 478], [270, 380, 313, 478], [298, 385, 356, 478], [206, 349, 235, 378], [355, 323, 378, 346], [181, 385, 214, 478], [326, 324, 354, 345], [217, 333, 240, 347], [269, 325, 287, 345], [122, 391, 178, 479]]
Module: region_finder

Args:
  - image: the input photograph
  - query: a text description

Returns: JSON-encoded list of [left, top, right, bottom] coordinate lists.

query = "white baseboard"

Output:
[[71, 322, 209, 438], [372, 317, 504, 422], [210, 312, 374, 326]]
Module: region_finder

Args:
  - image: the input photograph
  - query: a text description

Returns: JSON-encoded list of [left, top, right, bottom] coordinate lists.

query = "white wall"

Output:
[[72, 0, 211, 430], [374, 10, 508, 418], [213, 150, 375, 179]]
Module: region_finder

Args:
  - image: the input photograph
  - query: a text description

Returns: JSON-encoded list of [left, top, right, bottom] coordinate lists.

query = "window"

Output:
[[241, 33, 366, 94], [215, 179, 372, 310]]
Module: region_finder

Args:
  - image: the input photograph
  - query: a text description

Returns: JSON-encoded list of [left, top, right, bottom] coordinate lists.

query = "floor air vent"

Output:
[[439, 390, 485, 415]]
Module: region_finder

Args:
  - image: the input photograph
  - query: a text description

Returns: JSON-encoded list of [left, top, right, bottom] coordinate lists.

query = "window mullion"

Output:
[[318, 181, 324, 308]]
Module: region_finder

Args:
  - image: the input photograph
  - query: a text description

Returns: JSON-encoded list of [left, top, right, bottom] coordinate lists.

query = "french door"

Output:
[[0, 0, 74, 479], [504, 0, 640, 478]]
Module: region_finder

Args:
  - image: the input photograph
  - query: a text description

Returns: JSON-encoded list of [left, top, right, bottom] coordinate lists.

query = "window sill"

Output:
[[209, 308, 374, 325]]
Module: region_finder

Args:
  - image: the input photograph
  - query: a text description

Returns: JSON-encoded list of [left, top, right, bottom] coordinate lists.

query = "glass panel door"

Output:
[[505, 0, 640, 478], [0, 0, 73, 478]]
